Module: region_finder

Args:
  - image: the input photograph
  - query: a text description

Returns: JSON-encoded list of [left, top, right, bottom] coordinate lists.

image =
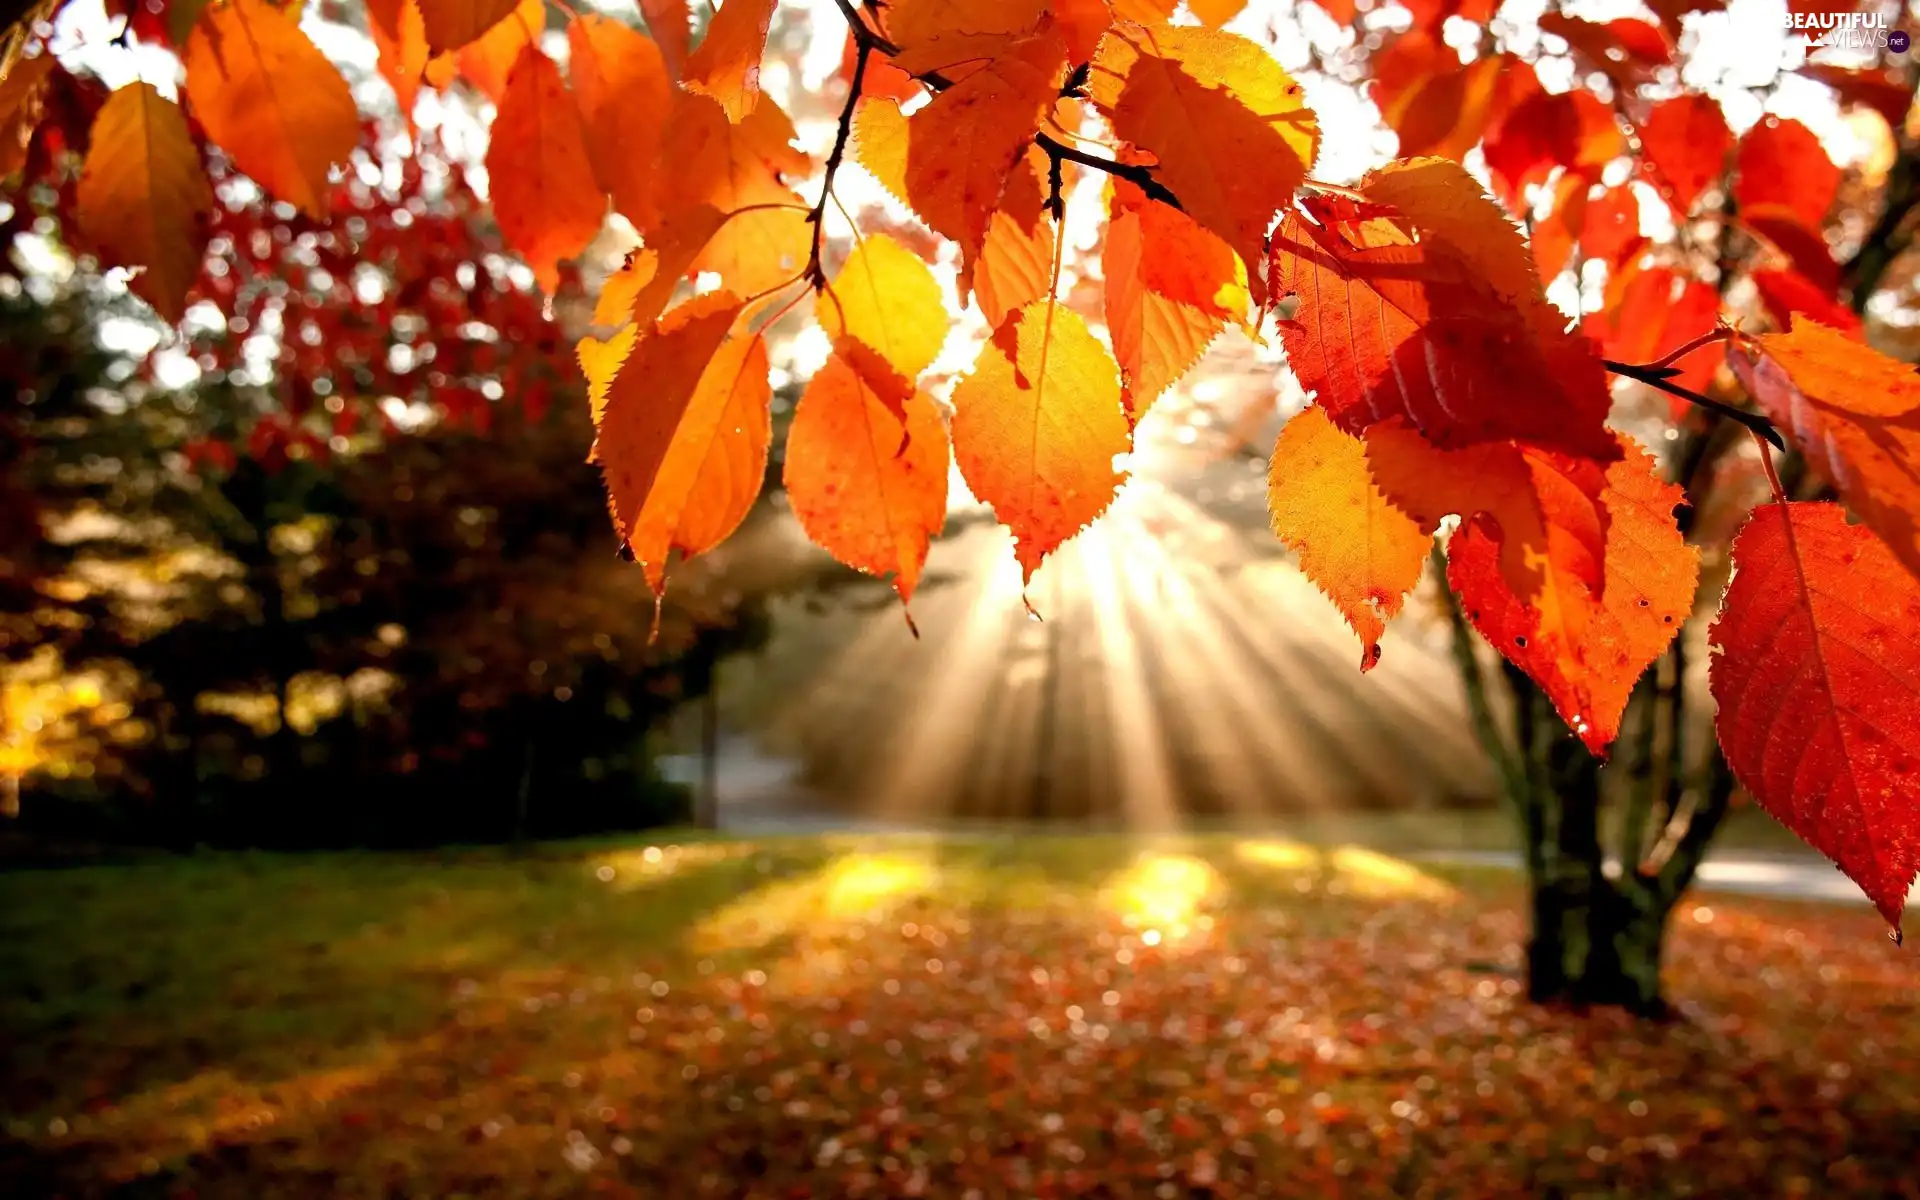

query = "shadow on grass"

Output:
[[3, 835, 1917, 1198]]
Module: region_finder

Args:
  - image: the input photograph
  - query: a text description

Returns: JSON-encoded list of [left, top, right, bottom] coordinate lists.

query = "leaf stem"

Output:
[[1600, 358, 1784, 450], [1650, 326, 1732, 370], [1752, 426, 1788, 504]]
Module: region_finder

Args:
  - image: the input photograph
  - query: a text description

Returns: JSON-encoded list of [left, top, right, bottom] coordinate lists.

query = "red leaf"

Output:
[[1269, 157, 1619, 462], [1638, 94, 1731, 213], [1710, 502, 1920, 930], [1734, 116, 1838, 232]]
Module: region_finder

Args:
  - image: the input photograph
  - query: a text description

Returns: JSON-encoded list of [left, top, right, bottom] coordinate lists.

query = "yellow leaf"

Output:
[[76, 83, 213, 324], [1267, 407, 1429, 671], [817, 233, 949, 393], [951, 301, 1132, 581]]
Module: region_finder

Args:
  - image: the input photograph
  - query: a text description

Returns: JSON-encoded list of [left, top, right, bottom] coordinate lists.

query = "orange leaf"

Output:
[[653, 94, 809, 294], [183, 0, 358, 218], [1734, 115, 1838, 232], [951, 301, 1131, 581], [569, 12, 673, 232], [1270, 157, 1618, 462], [1364, 418, 1592, 608], [972, 147, 1055, 329], [855, 34, 1066, 280], [578, 323, 636, 428], [1266, 407, 1430, 671], [370, 0, 430, 126], [884, 0, 1048, 77], [1728, 318, 1920, 583], [1637, 94, 1730, 213], [1528, 173, 1587, 284], [1087, 22, 1318, 306], [597, 293, 770, 593], [818, 233, 950, 412], [1188, 0, 1248, 24], [641, 0, 692, 78], [784, 353, 949, 605], [442, 0, 541, 103], [417, 0, 521, 55], [75, 82, 211, 325], [486, 46, 605, 294], [1444, 436, 1698, 754], [1104, 181, 1248, 420], [1709, 501, 1920, 930], [684, 0, 777, 120]]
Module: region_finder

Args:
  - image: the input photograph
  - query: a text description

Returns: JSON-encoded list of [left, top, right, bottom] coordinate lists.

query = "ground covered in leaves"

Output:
[[2, 834, 1916, 1198]]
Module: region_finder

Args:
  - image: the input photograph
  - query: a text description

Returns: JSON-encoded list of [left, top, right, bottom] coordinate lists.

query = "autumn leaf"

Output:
[[597, 293, 770, 593], [437, 0, 542, 103], [653, 94, 810, 295], [784, 354, 949, 605], [1537, 14, 1670, 87], [1372, 34, 1509, 163], [75, 83, 212, 325], [1528, 173, 1587, 283], [1735, 116, 1838, 232], [1267, 407, 1429, 671], [971, 147, 1055, 329], [486, 46, 605, 294], [370, 0, 430, 126], [1364, 418, 1596, 612], [855, 33, 1066, 281], [1750, 268, 1863, 338], [950, 301, 1131, 581], [1637, 94, 1730, 213], [1727, 318, 1920, 583], [416, 0, 521, 55], [641, 0, 692, 78], [1710, 501, 1920, 930], [1483, 89, 1621, 211], [0, 53, 57, 180], [183, 0, 359, 218], [1584, 264, 1720, 400], [1087, 22, 1319, 305], [817, 233, 950, 417], [1270, 157, 1618, 462], [684, 0, 778, 120], [1444, 437, 1698, 754], [569, 13, 673, 232], [578, 324, 635, 428], [884, 0, 1048, 77], [1104, 180, 1248, 421]]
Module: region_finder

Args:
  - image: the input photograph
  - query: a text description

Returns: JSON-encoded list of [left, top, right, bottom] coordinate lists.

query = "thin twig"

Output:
[[804, 37, 870, 289], [1601, 359, 1784, 450]]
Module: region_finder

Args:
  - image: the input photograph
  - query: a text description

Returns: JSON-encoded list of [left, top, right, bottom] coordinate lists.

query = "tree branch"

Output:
[[1601, 359, 1784, 450], [1035, 133, 1183, 210]]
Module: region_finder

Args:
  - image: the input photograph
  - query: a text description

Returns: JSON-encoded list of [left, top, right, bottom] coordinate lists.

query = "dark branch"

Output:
[[1035, 133, 1183, 210], [1601, 359, 1784, 451], [805, 36, 870, 288]]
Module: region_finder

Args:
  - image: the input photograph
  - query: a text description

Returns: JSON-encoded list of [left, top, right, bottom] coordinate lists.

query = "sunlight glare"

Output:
[[1103, 852, 1221, 943]]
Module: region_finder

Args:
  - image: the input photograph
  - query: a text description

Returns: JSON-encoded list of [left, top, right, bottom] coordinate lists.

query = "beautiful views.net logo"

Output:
[[1784, 11, 1905, 52]]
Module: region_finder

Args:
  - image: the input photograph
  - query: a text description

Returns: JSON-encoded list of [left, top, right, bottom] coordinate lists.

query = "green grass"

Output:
[[2, 833, 1913, 1198]]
